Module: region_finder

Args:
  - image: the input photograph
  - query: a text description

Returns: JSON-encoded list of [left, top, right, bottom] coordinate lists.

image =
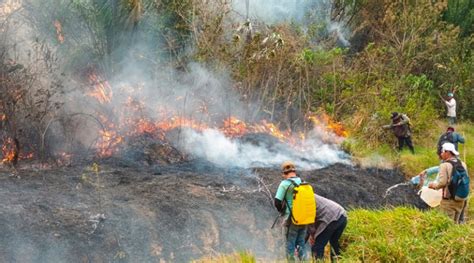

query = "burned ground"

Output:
[[0, 161, 425, 262]]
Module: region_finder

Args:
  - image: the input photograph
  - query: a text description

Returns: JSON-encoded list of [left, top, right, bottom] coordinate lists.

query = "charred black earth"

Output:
[[0, 160, 426, 262]]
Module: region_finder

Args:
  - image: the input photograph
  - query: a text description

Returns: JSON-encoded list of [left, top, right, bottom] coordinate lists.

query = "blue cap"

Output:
[[447, 92, 454, 97]]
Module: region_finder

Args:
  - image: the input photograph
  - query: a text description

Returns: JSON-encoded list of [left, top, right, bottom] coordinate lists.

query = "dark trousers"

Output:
[[312, 215, 347, 260], [397, 136, 414, 153], [448, 116, 456, 125]]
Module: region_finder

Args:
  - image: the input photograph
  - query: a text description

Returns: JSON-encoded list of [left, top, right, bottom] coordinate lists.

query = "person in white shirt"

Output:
[[443, 92, 456, 125]]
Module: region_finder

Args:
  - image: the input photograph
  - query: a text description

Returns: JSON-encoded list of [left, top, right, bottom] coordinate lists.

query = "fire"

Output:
[[222, 117, 292, 142], [80, 78, 347, 159], [249, 120, 291, 142], [53, 20, 64, 44], [87, 73, 113, 103], [222, 117, 247, 137], [1, 137, 17, 164], [155, 117, 208, 133], [96, 115, 123, 157], [307, 112, 348, 138], [97, 129, 123, 157], [134, 119, 159, 134], [20, 152, 34, 159]]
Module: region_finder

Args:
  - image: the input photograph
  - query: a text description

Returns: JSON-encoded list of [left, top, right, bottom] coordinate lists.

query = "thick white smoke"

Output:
[[179, 127, 349, 170]]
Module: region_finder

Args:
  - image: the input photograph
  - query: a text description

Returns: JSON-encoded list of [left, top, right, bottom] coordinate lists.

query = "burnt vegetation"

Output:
[[0, 0, 473, 261]]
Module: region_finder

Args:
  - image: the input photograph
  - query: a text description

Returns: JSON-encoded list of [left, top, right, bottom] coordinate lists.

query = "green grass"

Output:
[[349, 120, 473, 176], [196, 208, 473, 262], [341, 207, 474, 262], [192, 251, 256, 263], [349, 120, 474, 216], [399, 121, 473, 177]]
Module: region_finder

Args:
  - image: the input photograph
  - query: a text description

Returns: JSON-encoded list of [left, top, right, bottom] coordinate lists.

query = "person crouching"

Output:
[[307, 194, 347, 261]]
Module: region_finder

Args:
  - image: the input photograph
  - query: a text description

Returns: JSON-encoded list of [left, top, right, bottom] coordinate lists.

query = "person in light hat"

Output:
[[428, 142, 469, 223], [442, 92, 456, 125]]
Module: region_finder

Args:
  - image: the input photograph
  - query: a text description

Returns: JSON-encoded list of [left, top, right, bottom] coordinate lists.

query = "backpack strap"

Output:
[[284, 178, 301, 226], [447, 159, 465, 173], [282, 178, 299, 208], [446, 159, 465, 199]]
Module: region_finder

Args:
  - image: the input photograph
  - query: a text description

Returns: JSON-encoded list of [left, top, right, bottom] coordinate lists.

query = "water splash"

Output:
[[383, 181, 411, 198]]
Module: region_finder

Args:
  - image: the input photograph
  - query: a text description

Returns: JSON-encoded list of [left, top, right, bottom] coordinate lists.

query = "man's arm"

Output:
[[274, 181, 288, 212], [429, 163, 449, 189], [274, 198, 284, 212], [456, 133, 465, 144], [398, 114, 410, 125], [445, 99, 455, 108]]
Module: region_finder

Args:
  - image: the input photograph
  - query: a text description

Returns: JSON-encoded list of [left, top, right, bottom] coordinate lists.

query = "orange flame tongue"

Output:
[[1, 138, 17, 164], [155, 117, 208, 132], [87, 73, 113, 103], [222, 117, 248, 137], [307, 112, 349, 138], [96, 115, 123, 157], [250, 120, 291, 142]]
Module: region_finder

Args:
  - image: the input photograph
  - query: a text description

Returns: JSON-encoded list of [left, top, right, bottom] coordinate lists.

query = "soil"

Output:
[[0, 160, 426, 262]]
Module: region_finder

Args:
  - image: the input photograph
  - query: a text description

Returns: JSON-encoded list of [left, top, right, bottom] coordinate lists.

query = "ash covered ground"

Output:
[[0, 159, 426, 262]]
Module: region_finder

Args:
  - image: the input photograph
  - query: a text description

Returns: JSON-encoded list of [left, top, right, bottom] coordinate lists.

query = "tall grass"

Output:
[[349, 121, 473, 176], [195, 207, 473, 262], [400, 121, 473, 176], [341, 207, 474, 262]]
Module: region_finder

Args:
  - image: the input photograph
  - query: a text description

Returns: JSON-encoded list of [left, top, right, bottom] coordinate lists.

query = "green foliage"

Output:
[[444, 0, 474, 37], [207, 207, 474, 262], [341, 207, 474, 262], [27, 0, 194, 74]]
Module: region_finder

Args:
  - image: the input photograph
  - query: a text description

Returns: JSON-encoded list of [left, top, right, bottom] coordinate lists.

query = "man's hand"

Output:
[[428, 182, 436, 189], [308, 235, 315, 246], [418, 170, 427, 178]]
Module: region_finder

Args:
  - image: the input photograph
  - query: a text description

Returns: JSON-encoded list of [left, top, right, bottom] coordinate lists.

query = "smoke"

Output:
[[231, 0, 351, 47], [179, 128, 349, 170], [2, 0, 351, 170], [232, 0, 307, 23]]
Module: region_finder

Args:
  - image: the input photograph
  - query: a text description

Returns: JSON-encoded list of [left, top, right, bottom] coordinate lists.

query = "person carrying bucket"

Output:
[[428, 143, 470, 224]]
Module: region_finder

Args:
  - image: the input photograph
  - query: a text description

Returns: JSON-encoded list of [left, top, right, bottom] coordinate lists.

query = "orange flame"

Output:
[[1, 137, 16, 164], [82, 81, 348, 158], [96, 115, 123, 157], [97, 129, 123, 157], [249, 120, 291, 142], [155, 117, 208, 132], [307, 112, 349, 138], [53, 20, 64, 44], [87, 73, 113, 103], [222, 117, 248, 137]]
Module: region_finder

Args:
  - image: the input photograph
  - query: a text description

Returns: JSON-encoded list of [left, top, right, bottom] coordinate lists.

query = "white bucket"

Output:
[[419, 186, 442, 207]]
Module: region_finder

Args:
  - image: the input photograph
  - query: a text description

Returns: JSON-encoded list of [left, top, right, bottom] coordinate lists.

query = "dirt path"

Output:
[[0, 161, 425, 262]]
